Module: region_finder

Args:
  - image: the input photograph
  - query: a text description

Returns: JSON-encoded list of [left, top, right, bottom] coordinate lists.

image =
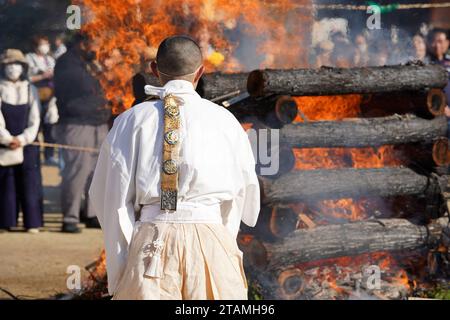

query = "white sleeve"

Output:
[[16, 85, 41, 146], [44, 97, 59, 124], [26, 53, 40, 76], [88, 112, 140, 296], [221, 128, 260, 238], [0, 96, 14, 145], [89, 139, 136, 296]]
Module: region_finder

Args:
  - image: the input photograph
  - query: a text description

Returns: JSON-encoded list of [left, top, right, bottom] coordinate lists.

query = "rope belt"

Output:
[[140, 203, 222, 224]]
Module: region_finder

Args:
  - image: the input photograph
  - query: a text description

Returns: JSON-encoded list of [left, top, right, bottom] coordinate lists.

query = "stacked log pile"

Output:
[[78, 64, 450, 300], [223, 63, 450, 299]]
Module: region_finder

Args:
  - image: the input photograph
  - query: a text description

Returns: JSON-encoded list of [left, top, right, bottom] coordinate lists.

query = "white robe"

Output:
[[89, 79, 260, 296]]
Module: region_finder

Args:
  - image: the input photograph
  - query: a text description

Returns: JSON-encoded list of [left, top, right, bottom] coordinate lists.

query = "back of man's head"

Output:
[[155, 35, 203, 81]]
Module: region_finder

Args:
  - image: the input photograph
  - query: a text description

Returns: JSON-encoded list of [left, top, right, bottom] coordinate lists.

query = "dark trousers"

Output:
[[43, 123, 56, 160], [56, 123, 108, 224], [0, 146, 43, 229]]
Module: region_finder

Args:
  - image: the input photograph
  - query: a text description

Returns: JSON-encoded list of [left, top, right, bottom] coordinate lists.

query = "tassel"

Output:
[[144, 236, 165, 278], [144, 254, 162, 278]]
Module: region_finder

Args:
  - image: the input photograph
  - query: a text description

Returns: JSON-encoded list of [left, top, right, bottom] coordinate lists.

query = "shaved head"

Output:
[[156, 35, 203, 77]]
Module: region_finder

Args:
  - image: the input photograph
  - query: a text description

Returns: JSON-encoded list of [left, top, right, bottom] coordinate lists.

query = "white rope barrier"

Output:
[[31, 141, 99, 153]]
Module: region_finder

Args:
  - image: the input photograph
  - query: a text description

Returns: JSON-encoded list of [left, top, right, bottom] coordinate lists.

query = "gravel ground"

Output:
[[0, 165, 104, 300]]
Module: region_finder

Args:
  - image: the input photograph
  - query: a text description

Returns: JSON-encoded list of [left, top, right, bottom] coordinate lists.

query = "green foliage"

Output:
[[247, 279, 264, 300], [426, 284, 450, 300]]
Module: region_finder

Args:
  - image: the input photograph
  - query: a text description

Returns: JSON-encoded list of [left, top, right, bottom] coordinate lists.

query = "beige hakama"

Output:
[[112, 221, 248, 300]]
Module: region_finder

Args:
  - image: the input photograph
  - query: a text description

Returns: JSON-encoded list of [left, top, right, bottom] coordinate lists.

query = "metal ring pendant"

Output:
[[164, 130, 179, 145], [162, 159, 178, 175]]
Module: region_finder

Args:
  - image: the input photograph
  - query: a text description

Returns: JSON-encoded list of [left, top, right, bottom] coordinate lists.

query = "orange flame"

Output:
[[74, 0, 313, 113], [290, 95, 404, 223]]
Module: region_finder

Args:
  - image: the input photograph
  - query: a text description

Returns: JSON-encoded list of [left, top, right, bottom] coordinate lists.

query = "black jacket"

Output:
[[54, 48, 110, 125]]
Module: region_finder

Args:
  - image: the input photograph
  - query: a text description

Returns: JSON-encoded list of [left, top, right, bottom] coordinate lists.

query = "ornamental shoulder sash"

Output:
[[160, 94, 182, 211]]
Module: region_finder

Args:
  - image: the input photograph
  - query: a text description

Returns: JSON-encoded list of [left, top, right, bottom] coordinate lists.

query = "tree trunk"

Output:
[[393, 138, 450, 169], [360, 89, 447, 118], [147, 72, 249, 100], [228, 95, 298, 127], [247, 217, 448, 272], [198, 72, 249, 100], [278, 115, 447, 148], [261, 167, 434, 204], [247, 64, 449, 97]]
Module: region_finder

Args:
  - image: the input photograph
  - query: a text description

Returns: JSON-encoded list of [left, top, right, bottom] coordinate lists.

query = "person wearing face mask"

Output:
[[26, 35, 58, 166], [0, 49, 43, 233], [53, 32, 111, 233]]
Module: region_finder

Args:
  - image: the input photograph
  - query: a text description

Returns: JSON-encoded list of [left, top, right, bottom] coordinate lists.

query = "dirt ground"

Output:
[[0, 165, 104, 300]]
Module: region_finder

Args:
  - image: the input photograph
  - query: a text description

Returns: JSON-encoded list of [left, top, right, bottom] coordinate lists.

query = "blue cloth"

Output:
[[0, 100, 43, 229]]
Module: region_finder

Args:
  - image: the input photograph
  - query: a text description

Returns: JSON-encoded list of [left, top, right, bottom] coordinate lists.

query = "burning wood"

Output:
[[229, 96, 299, 127], [361, 89, 447, 118], [247, 64, 449, 97], [260, 167, 439, 204], [277, 115, 447, 148], [147, 72, 249, 101], [199, 72, 249, 100], [394, 138, 450, 170], [246, 217, 448, 273]]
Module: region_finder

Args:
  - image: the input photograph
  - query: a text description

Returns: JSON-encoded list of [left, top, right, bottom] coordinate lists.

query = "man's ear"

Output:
[[150, 61, 159, 78], [194, 65, 205, 83]]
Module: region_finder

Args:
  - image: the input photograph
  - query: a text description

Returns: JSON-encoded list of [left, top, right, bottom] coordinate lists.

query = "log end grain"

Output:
[[275, 96, 298, 124], [433, 138, 450, 166], [427, 88, 446, 116], [277, 268, 305, 299], [269, 206, 298, 238]]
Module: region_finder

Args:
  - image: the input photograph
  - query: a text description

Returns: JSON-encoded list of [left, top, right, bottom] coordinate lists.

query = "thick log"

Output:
[[260, 167, 435, 204], [252, 206, 299, 241], [229, 95, 298, 127], [278, 115, 447, 148], [198, 72, 249, 100], [247, 64, 449, 97], [276, 268, 305, 300], [248, 217, 449, 272], [275, 96, 299, 124], [360, 89, 447, 118], [241, 117, 296, 177], [432, 138, 450, 166], [394, 138, 450, 169], [146, 72, 249, 100]]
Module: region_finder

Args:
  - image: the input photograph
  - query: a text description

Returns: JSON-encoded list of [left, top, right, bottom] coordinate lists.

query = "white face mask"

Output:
[[38, 43, 50, 55], [4, 63, 23, 81]]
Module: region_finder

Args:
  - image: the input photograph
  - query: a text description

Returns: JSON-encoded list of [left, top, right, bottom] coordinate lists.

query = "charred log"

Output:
[[394, 138, 450, 170], [360, 89, 447, 118], [247, 217, 449, 273], [228, 95, 298, 127], [260, 167, 436, 204], [198, 72, 249, 100], [247, 64, 449, 97], [146, 72, 249, 100], [251, 206, 299, 241], [278, 115, 447, 148]]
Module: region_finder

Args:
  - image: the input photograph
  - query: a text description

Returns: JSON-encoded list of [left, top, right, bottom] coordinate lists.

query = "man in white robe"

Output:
[[89, 35, 260, 299]]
